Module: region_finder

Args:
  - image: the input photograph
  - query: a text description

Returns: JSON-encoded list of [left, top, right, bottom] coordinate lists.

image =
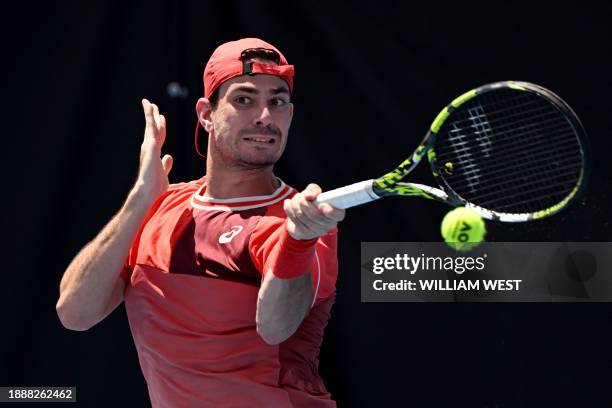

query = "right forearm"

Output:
[[58, 99, 172, 330], [57, 186, 157, 329]]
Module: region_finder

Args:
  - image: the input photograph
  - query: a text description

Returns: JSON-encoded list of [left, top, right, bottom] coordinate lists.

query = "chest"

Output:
[[139, 205, 266, 285]]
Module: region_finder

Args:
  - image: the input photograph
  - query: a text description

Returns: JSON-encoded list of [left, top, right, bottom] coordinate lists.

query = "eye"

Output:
[[234, 96, 252, 105], [270, 97, 288, 107]]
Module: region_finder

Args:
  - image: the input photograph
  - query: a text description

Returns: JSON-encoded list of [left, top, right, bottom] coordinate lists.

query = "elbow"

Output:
[[256, 322, 296, 346], [55, 298, 95, 331], [255, 299, 311, 345]]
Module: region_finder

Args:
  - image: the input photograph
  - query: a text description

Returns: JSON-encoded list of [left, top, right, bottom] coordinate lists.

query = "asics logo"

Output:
[[218, 226, 244, 244]]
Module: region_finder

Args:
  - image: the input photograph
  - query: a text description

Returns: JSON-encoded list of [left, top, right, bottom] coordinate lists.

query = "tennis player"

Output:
[[56, 38, 344, 407]]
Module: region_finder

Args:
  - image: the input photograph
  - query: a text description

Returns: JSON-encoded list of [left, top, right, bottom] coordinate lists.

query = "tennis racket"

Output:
[[315, 81, 589, 222]]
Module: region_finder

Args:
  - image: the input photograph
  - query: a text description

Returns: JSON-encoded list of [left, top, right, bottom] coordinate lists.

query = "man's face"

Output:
[[206, 74, 293, 170]]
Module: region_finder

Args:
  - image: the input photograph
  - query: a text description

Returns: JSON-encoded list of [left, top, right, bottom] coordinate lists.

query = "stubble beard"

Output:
[[212, 132, 283, 170]]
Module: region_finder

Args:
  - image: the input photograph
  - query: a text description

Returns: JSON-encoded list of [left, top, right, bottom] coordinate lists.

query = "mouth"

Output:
[[242, 135, 277, 144]]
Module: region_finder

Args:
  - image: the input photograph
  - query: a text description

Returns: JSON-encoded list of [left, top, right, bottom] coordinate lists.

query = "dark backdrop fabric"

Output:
[[2, 1, 611, 407]]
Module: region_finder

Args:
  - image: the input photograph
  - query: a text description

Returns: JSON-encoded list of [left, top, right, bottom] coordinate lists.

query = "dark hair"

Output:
[[209, 87, 220, 109]]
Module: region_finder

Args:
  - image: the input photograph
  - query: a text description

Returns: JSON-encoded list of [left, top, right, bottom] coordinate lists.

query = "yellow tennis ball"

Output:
[[441, 207, 487, 252]]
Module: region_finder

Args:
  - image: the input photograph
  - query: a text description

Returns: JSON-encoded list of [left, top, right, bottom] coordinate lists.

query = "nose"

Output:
[[254, 105, 273, 127]]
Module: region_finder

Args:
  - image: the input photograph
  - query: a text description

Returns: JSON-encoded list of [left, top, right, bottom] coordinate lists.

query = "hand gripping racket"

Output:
[[315, 81, 589, 222]]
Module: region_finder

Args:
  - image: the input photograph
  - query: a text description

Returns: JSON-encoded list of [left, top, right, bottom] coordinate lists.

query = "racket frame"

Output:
[[316, 81, 589, 222]]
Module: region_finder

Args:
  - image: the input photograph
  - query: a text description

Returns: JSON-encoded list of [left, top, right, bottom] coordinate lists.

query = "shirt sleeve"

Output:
[[249, 206, 338, 305], [118, 182, 193, 284], [120, 262, 131, 283]]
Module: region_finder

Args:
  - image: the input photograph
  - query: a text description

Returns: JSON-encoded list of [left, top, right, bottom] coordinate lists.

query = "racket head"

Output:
[[426, 81, 590, 222]]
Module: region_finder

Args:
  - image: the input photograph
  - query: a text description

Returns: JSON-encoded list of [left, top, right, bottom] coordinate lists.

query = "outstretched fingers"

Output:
[[142, 99, 154, 127], [141, 99, 167, 148]]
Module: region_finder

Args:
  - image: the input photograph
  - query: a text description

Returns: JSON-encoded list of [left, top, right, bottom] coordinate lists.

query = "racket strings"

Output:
[[438, 117, 578, 177], [463, 168, 580, 204], [453, 150, 580, 191], [444, 101, 572, 152], [440, 103, 573, 163], [447, 98, 557, 130], [478, 177, 580, 211], [446, 135, 580, 179], [444, 149, 580, 213], [451, 159, 579, 213], [451, 164, 580, 210], [458, 113, 571, 148], [444, 125, 576, 168], [434, 89, 584, 214]]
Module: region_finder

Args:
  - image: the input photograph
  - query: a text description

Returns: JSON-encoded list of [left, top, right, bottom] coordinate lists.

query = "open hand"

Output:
[[135, 99, 173, 200]]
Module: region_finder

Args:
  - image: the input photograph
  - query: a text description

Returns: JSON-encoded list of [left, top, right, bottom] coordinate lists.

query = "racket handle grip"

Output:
[[314, 179, 380, 209]]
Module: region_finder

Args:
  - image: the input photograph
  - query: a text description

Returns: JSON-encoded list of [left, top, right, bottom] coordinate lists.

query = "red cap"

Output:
[[196, 38, 295, 157], [203, 37, 294, 98]]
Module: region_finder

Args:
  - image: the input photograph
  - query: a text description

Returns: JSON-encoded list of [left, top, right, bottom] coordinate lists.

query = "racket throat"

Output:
[[374, 182, 449, 202]]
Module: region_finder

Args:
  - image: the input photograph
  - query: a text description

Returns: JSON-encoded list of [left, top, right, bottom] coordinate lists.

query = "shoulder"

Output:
[[156, 177, 204, 206], [167, 178, 204, 195], [136, 178, 204, 225]]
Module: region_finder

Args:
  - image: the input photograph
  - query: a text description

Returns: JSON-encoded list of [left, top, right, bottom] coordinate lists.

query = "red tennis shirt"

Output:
[[121, 177, 338, 407]]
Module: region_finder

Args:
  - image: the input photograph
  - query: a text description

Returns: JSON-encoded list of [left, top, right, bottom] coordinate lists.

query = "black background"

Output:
[[2, 1, 611, 407]]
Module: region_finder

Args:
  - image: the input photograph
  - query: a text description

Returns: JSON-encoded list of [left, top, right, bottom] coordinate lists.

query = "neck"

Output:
[[204, 160, 280, 199]]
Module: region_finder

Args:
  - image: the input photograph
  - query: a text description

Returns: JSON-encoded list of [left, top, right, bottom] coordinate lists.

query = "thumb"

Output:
[[162, 154, 173, 175]]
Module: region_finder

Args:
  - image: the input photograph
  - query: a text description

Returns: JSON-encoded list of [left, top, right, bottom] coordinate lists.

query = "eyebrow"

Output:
[[270, 86, 290, 95], [231, 85, 290, 96]]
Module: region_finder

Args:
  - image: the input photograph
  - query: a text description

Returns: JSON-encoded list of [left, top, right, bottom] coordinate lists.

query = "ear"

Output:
[[195, 98, 214, 132]]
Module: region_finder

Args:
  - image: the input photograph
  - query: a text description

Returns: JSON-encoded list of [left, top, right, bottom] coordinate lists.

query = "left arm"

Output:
[[256, 183, 345, 345]]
